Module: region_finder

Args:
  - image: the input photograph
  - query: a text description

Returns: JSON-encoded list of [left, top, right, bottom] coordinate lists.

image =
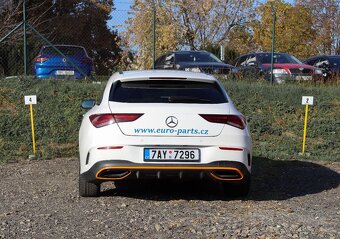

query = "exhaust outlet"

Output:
[[210, 169, 243, 181], [96, 169, 131, 180]]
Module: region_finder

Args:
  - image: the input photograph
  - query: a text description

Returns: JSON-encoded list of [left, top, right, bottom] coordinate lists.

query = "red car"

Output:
[[234, 52, 323, 83]]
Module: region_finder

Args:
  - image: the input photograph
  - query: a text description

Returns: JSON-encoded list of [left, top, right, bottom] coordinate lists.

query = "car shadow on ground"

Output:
[[100, 157, 340, 201]]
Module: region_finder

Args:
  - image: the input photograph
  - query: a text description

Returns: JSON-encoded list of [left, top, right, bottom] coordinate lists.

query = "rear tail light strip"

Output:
[[199, 114, 246, 129], [35, 57, 48, 63], [97, 146, 124, 150], [219, 147, 243, 151]]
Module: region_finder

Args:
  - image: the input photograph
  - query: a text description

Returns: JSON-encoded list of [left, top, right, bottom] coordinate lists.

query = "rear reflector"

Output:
[[199, 114, 246, 129], [97, 146, 124, 150], [89, 113, 143, 128], [219, 147, 243, 151]]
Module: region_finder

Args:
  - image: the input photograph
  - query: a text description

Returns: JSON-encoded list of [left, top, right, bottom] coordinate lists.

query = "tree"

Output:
[[173, 0, 255, 50], [296, 0, 340, 55], [125, 0, 255, 69], [0, 0, 53, 76], [253, 0, 316, 59], [225, 25, 257, 58], [47, 0, 121, 75], [0, 0, 51, 45], [0, 0, 122, 76], [125, 0, 182, 69]]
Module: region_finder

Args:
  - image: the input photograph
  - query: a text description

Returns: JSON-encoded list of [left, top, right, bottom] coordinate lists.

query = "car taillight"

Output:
[[199, 114, 246, 129], [89, 114, 115, 128], [89, 114, 143, 128], [35, 57, 48, 63], [113, 114, 143, 123]]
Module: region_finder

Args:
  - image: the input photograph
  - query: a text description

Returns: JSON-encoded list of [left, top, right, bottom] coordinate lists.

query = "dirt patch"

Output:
[[0, 158, 339, 238]]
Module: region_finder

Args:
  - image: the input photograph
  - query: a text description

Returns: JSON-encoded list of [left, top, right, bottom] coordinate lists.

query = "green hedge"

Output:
[[0, 77, 105, 162], [0, 76, 339, 162], [220, 78, 339, 161]]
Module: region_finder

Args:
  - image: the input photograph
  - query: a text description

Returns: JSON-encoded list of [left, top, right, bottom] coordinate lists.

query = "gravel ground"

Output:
[[0, 157, 339, 239]]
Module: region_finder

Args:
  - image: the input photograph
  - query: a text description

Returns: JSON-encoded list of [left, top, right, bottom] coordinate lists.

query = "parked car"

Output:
[[234, 52, 323, 83], [304, 55, 340, 80], [33, 45, 94, 79], [155, 50, 234, 75], [79, 70, 252, 197]]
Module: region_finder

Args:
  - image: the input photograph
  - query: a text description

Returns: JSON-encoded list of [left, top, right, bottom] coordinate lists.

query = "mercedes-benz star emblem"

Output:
[[165, 116, 178, 128]]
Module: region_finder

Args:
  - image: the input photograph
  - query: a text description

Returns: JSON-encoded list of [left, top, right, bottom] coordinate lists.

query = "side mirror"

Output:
[[248, 62, 257, 67], [81, 99, 96, 109]]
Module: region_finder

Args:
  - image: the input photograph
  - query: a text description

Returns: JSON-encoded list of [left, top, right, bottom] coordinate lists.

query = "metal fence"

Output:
[[1, 1, 339, 83], [0, 0, 129, 80]]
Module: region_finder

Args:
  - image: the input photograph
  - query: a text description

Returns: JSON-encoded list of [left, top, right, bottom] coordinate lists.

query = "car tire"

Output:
[[220, 177, 251, 198], [79, 175, 100, 197]]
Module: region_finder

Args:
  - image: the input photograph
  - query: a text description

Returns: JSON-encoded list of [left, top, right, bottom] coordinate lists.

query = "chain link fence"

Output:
[[0, 0, 339, 83], [0, 0, 131, 80], [0, 0, 132, 161]]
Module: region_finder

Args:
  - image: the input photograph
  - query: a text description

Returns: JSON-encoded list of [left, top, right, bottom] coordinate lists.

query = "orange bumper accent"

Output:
[[96, 166, 244, 181]]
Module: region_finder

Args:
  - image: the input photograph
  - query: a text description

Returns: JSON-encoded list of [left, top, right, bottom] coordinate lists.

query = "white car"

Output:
[[79, 70, 252, 197]]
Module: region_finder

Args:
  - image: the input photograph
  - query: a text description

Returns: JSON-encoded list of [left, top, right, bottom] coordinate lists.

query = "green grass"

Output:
[[220, 78, 339, 161], [0, 76, 339, 162], [0, 76, 105, 162]]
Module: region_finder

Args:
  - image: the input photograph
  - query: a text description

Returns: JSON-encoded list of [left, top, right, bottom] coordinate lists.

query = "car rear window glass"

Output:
[[258, 53, 302, 64], [329, 56, 340, 65], [42, 46, 86, 56], [176, 52, 222, 63], [109, 80, 228, 104]]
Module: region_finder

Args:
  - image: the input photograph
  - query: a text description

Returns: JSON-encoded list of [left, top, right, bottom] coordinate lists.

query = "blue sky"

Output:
[[109, 1, 133, 31]]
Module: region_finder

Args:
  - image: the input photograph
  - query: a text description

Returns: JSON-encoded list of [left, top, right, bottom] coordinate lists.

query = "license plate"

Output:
[[296, 75, 312, 81], [144, 148, 200, 161], [56, 70, 74, 76]]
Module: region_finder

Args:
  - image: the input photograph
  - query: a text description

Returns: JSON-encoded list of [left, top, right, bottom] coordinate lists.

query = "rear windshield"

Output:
[[329, 56, 340, 65], [258, 53, 302, 64], [109, 80, 228, 104], [41, 46, 87, 56], [175, 52, 222, 63]]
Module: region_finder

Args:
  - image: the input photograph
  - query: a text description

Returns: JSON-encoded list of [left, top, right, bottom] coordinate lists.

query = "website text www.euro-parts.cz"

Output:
[[134, 128, 209, 135]]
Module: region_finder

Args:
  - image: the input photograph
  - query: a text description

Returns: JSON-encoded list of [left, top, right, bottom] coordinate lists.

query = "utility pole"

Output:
[[270, 0, 276, 84], [23, 0, 27, 77], [152, 0, 156, 69]]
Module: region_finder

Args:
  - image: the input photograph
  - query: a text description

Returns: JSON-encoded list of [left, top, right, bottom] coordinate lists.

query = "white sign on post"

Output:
[[24, 95, 37, 105], [302, 96, 314, 105]]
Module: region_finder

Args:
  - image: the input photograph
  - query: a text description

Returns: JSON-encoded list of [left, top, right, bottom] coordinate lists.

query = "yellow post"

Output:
[[29, 104, 36, 155], [302, 104, 309, 154]]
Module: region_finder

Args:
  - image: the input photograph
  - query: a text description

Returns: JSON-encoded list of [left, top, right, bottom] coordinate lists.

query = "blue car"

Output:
[[34, 45, 94, 79]]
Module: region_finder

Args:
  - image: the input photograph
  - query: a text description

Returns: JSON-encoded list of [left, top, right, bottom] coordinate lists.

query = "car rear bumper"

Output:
[[272, 74, 322, 83], [80, 160, 251, 183], [34, 66, 92, 79]]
